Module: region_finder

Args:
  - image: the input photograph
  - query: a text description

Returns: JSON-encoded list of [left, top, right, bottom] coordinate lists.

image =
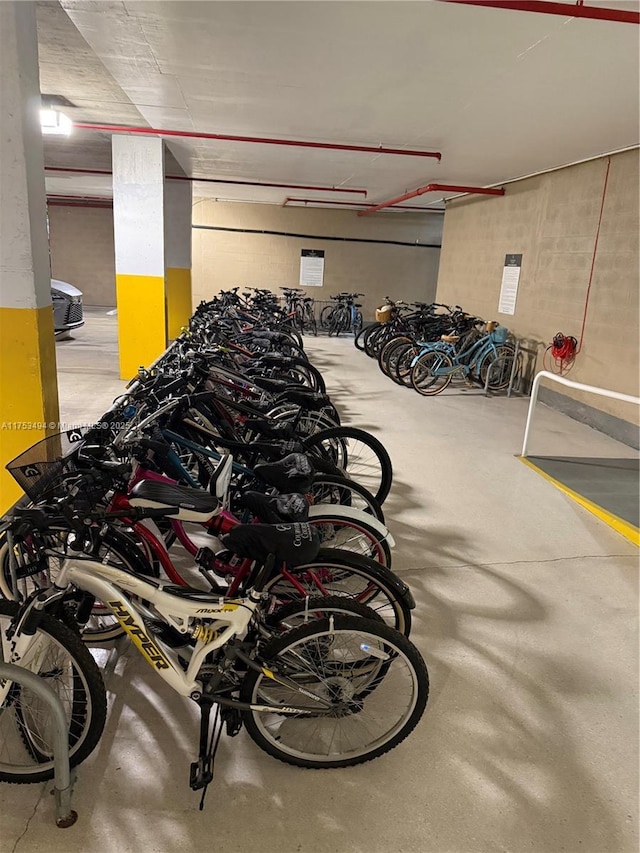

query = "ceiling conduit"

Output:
[[72, 122, 442, 160], [358, 183, 505, 216], [439, 0, 640, 25], [47, 194, 112, 208], [44, 167, 368, 196], [283, 197, 445, 212]]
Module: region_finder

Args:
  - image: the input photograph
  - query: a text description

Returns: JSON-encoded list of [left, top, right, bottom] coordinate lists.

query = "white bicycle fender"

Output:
[[308, 504, 395, 548]]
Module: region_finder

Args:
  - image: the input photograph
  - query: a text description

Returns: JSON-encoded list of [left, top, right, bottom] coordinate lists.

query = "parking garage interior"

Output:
[[0, 2, 639, 852]]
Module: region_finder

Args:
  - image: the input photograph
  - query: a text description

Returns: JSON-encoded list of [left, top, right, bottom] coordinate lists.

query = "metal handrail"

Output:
[[521, 370, 640, 457], [0, 663, 78, 827]]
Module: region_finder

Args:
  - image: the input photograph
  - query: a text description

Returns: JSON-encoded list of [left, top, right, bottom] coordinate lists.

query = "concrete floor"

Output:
[[2, 311, 638, 853]]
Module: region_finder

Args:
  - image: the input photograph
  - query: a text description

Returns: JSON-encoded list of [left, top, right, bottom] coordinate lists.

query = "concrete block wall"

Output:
[[192, 201, 443, 319], [435, 149, 639, 427], [48, 205, 116, 306]]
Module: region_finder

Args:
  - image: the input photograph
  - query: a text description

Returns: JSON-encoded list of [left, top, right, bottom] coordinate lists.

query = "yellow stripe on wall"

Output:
[[165, 267, 192, 340], [519, 457, 640, 547], [0, 305, 60, 512], [116, 274, 167, 380]]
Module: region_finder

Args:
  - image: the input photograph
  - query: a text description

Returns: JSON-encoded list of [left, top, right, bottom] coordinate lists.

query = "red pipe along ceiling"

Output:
[[72, 122, 442, 160], [438, 0, 640, 25], [283, 197, 445, 212], [44, 167, 368, 196], [358, 183, 505, 216]]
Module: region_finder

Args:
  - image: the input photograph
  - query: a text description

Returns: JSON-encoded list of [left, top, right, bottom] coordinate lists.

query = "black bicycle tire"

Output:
[[264, 549, 412, 634], [303, 426, 393, 506], [0, 600, 107, 784]]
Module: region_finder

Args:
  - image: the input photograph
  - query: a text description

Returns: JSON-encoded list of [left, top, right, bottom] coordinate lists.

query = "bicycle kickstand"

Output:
[[190, 697, 223, 810]]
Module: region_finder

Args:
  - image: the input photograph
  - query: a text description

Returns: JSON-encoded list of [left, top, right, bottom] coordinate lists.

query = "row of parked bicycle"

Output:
[[0, 289, 427, 806], [354, 299, 518, 395]]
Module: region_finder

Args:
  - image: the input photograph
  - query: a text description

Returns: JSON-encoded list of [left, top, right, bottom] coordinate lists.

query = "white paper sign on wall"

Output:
[[300, 249, 325, 287], [498, 253, 522, 315]]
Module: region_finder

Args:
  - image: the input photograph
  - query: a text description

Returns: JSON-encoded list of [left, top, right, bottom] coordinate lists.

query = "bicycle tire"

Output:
[[0, 600, 107, 784], [310, 474, 384, 522], [378, 336, 413, 378], [394, 343, 421, 387], [319, 305, 334, 330], [478, 345, 517, 390], [267, 594, 384, 633], [354, 324, 377, 351], [240, 616, 428, 768], [411, 350, 454, 396], [308, 513, 392, 567], [264, 548, 411, 634], [0, 526, 151, 642], [303, 426, 393, 506]]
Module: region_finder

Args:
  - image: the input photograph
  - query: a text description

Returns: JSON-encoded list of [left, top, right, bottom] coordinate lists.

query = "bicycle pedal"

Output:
[[195, 546, 216, 571], [221, 708, 242, 737], [189, 758, 214, 791]]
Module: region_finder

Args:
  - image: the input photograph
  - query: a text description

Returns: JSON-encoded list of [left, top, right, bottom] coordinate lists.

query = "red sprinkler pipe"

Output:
[[283, 197, 445, 212], [439, 0, 639, 25], [72, 122, 442, 160], [358, 183, 505, 216], [44, 166, 368, 196]]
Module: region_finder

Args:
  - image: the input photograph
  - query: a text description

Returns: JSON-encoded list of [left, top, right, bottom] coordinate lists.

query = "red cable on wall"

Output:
[[577, 156, 611, 353]]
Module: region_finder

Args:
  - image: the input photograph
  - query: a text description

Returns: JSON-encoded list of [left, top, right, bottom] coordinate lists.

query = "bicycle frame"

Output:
[[1, 557, 256, 700]]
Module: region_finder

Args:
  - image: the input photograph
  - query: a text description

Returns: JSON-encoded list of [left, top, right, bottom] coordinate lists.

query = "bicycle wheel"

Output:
[[264, 548, 411, 634], [0, 526, 149, 642], [0, 601, 107, 783], [411, 351, 453, 396], [308, 513, 392, 567], [267, 594, 384, 633], [303, 426, 393, 506], [354, 323, 378, 351], [478, 345, 517, 391], [309, 474, 385, 521], [394, 343, 421, 387], [240, 616, 428, 767], [328, 307, 349, 337], [378, 337, 413, 379], [319, 305, 334, 330]]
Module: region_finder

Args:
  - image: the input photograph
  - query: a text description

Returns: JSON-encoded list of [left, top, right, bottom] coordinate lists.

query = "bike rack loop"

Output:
[[0, 662, 78, 828], [520, 370, 640, 457]]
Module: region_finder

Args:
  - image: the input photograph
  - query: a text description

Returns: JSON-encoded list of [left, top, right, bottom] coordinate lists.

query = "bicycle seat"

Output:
[[129, 481, 220, 523], [254, 452, 315, 492], [440, 334, 460, 342], [275, 388, 329, 409], [240, 490, 310, 524], [223, 522, 320, 567], [250, 376, 289, 393]]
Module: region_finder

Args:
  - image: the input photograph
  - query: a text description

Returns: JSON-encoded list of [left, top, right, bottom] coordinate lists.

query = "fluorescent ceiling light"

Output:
[[40, 109, 72, 136]]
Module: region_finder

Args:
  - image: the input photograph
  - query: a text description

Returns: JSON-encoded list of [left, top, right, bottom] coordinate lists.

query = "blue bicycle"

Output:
[[410, 322, 516, 396]]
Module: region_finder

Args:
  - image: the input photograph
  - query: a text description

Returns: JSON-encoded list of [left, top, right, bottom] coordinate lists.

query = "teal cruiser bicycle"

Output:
[[410, 322, 517, 396]]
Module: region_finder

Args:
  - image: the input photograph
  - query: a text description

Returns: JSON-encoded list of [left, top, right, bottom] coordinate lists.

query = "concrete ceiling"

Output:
[[39, 0, 640, 209]]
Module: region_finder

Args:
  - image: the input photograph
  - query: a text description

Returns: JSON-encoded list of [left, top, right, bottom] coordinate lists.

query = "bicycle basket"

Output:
[[5, 429, 87, 502], [490, 325, 509, 344], [376, 305, 393, 324]]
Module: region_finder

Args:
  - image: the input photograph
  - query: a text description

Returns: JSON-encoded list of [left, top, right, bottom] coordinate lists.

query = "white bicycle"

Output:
[[0, 506, 428, 800]]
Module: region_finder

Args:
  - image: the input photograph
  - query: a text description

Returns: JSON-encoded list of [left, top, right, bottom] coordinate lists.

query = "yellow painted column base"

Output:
[[0, 305, 60, 512], [116, 274, 167, 380], [165, 267, 192, 340]]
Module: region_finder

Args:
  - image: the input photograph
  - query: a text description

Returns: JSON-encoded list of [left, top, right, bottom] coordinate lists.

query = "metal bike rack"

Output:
[[0, 662, 78, 827], [521, 371, 640, 457], [483, 337, 541, 398]]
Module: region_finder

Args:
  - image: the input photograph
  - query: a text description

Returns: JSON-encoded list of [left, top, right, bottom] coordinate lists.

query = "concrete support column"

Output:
[[164, 177, 192, 340], [0, 2, 59, 511], [112, 135, 167, 379]]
